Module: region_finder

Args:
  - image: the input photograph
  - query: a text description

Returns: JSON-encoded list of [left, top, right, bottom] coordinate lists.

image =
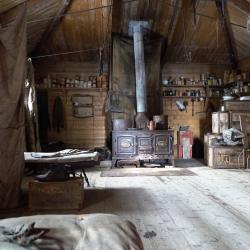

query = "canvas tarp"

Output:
[[25, 60, 41, 152], [108, 34, 163, 123], [0, 4, 27, 208]]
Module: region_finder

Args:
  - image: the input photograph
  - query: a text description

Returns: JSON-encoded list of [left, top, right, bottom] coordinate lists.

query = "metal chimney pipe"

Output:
[[133, 24, 147, 113], [129, 21, 150, 128]]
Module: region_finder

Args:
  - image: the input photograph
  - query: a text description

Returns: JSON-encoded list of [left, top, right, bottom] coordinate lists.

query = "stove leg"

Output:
[[172, 159, 175, 167], [111, 159, 118, 168]]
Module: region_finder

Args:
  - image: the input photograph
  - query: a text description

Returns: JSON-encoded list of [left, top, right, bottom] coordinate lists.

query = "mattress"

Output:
[[24, 149, 100, 164]]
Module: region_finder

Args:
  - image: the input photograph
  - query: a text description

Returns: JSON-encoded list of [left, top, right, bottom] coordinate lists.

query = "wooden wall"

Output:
[[34, 61, 108, 149], [162, 63, 228, 148], [34, 60, 230, 152], [46, 88, 107, 149], [238, 57, 250, 72]]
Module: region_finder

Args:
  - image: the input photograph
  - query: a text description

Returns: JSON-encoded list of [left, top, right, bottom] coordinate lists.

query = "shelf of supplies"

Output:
[[206, 85, 224, 89], [162, 85, 205, 88], [163, 96, 206, 99], [36, 87, 107, 92], [162, 96, 221, 99], [223, 80, 250, 88]]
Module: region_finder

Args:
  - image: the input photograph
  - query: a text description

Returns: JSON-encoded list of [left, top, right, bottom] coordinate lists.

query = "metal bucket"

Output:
[[153, 115, 168, 130], [112, 119, 131, 131]]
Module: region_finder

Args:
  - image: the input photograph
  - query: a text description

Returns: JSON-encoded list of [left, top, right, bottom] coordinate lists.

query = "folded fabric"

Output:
[[0, 214, 144, 250]]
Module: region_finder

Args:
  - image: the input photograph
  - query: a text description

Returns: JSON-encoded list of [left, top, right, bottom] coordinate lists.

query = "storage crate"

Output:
[[208, 145, 243, 169], [212, 112, 229, 134], [224, 100, 250, 111], [29, 178, 84, 211], [230, 111, 250, 133], [204, 133, 220, 165]]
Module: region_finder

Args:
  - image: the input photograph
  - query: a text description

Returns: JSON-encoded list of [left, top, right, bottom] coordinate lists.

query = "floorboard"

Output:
[[84, 164, 250, 250], [2, 160, 250, 250]]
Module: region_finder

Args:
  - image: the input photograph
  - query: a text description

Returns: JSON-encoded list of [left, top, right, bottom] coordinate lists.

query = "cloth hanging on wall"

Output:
[[0, 4, 27, 208], [108, 34, 163, 122], [24, 60, 41, 152], [52, 96, 64, 132], [37, 90, 50, 145]]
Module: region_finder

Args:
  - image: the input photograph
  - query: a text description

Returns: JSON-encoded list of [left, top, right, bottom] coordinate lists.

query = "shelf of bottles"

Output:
[[162, 74, 222, 98]]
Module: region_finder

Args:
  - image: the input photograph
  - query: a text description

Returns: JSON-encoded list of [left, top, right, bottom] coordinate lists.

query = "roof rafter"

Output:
[[31, 0, 73, 56], [111, 0, 123, 33], [229, 0, 250, 14], [161, 0, 181, 65], [215, 0, 238, 69]]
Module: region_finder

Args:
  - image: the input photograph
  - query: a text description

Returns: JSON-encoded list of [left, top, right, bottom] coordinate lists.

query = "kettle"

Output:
[[147, 120, 156, 131]]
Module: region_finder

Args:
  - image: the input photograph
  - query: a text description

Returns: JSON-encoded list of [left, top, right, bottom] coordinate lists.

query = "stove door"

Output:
[[138, 137, 153, 154], [116, 136, 136, 155], [154, 134, 172, 155]]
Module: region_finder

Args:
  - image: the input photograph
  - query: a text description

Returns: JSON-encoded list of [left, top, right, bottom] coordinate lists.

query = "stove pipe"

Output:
[[129, 21, 150, 129]]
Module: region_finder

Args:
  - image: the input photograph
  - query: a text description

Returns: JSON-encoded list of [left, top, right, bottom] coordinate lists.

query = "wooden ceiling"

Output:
[[0, 0, 250, 65]]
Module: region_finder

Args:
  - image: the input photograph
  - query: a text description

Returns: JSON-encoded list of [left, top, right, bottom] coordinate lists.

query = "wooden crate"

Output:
[[29, 178, 84, 211], [212, 112, 229, 134], [208, 145, 243, 169], [224, 100, 250, 111], [204, 133, 220, 165], [230, 111, 250, 132]]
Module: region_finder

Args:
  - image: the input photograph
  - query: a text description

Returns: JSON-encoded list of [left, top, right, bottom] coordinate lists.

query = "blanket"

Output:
[[0, 214, 144, 250]]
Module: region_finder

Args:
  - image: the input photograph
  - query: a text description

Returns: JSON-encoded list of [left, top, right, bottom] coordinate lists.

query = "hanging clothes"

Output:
[[37, 90, 51, 144], [52, 96, 64, 132]]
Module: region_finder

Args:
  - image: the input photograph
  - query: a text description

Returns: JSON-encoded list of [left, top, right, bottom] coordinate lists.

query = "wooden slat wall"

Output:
[[162, 63, 228, 145], [35, 61, 108, 149], [238, 57, 250, 72], [47, 88, 107, 149]]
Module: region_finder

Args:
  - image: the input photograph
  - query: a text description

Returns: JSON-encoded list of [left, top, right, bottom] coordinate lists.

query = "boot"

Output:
[[36, 166, 69, 182]]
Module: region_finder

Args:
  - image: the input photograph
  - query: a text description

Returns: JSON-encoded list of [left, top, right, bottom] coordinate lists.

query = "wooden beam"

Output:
[[230, 0, 250, 14], [167, 0, 181, 46], [111, 0, 123, 33], [215, 0, 238, 69], [31, 0, 72, 56], [161, 0, 181, 65]]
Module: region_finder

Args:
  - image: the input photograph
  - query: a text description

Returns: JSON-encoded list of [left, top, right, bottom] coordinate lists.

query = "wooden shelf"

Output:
[[163, 96, 206, 99], [163, 96, 221, 99], [223, 80, 250, 88], [206, 85, 224, 89], [36, 87, 107, 92], [162, 85, 205, 88]]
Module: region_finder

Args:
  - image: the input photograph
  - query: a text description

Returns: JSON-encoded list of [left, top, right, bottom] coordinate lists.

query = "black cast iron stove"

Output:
[[112, 129, 174, 167]]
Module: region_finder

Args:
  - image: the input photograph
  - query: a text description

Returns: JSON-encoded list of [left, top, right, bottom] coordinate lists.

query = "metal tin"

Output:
[[112, 119, 132, 131]]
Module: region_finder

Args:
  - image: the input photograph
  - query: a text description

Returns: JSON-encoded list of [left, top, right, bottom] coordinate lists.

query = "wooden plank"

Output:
[[80, 165, 250, 249], [32, 0, 73, 55], [230, 0, 250, 14], [215, 0, 238, 69]]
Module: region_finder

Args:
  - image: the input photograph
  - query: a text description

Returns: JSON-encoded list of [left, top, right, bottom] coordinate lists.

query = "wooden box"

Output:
[[224, 100, 250, 111], [230, 111, 250, 131], [208, 145, 243, 169], [212, 112, 229, 134], [29, 178, 84, 211], [204, 133, 220, 165]]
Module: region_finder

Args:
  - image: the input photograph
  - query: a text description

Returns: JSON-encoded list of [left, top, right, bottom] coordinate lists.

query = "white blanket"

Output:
[[0, 214, 144, 250], [24, 149, 99, 164]]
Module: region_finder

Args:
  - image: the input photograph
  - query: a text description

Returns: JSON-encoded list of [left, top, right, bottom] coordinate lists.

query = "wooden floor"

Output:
[[2, 160, 250, 250], [83, 162, 250, 250]]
